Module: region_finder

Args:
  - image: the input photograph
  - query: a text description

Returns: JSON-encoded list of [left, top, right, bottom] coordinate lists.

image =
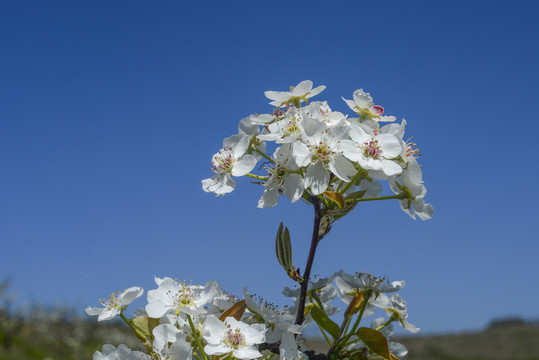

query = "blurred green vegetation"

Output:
[[396, 319, 539, 360], [1, 279, 538, 360], [305, 318, 539, 360], [0, 279, 138, 360]]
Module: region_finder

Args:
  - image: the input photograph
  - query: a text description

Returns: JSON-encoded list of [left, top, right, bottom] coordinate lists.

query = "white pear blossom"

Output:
[[389, 166, 434, 221], [384, 294, 420, 333], [279, 331, 308, 360], [202, 81, 432, 223], [301, 101, 347, 128], [146, 278, 221, 318], [343, 89, 396, 122], [371, 317, 395, 339], [265, 80, 326, 108], [86, 287, 143, 322], [257, 106, 324, 144], [207, 291, 238, 316], [202, 315, 266, 359], [243, 288, 299, 343], [340, 122, 403, 176], [335, 271, 400, 311], [202, 134, 257, 196], [282, 275, 339, 325], [293, 126, 356, 195], [238, 116, 267, 162], [258, 145, 305, 208], [93, 344, 150, 360], [152, 324, 193, 360]]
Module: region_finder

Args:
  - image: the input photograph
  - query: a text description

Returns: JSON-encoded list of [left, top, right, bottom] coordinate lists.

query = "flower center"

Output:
[[313, 141, 332, 161], [225, 325, 245, 348], [405, 137, 421, 159], [363, 139, 382, 158], [100, 291, 121, 310], [167, 281, 196, 313], [283, 113, 301, 136], [265, 163, 286, 187], [272, 108, 285, 117], [211, 147, 235, 173]]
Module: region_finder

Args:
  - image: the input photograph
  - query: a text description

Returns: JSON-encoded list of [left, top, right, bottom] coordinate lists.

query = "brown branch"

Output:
[[295, 197, 322, 325]]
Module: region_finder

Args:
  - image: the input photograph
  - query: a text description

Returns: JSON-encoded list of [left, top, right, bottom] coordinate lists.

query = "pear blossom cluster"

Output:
[[89, 80, 434, 360], [202, 80, 433, 220], [88, 271, 418, 360]]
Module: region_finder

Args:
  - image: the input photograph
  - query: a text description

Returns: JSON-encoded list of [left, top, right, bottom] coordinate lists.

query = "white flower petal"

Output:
[[231, 155, 257, 176], [302, 117, 325, 137], [264, 91, 291, 102], [292, 80, 313, 95], [282, 174, 304, 203], [353, 89, 373, 108], [202, 173, 236, 195], [98, 308, 120, 322], [308, 85, 326, 98], [305, 161, 329, 195], [170, 339, 193, 360], [117, 287, 144, 306], [85, 307, 103, 316], [145, 301, 170, 319], [258, 188, 279, 208], [204, 343, 231, 356], [378, 134, 402, 158], [233, 346, 262, 360], [329, 155, 357, 181], [416, 202, 434, 221], [292, 142, 312, 167], [379, 159, 403, 176], [238, 117, 259, 136]]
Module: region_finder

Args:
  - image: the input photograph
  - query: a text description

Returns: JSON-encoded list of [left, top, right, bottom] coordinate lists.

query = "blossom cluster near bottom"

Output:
[[87, 271, 418, 360]]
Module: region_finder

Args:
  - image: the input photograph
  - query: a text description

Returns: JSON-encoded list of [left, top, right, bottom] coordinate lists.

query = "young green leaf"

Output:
[[356, 327, 399, 360], [323, 191, 345, 208], [275, 223, 303, 282], [130, 315, 160, 340], [311, 305, 340, 339]]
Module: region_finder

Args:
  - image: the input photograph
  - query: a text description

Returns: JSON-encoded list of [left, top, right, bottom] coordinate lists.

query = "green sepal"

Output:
[[356, 327, 399, 360], [330, 190, 367, 220], [311, 305, 340, 340]]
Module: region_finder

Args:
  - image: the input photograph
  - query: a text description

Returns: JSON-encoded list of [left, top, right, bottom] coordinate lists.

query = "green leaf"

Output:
[[282, 226, 292, 267], [311, 305, 340, 339], [275, 223, 302, 282], [275, 223, 289, 269], [356, 327, 399, 360], [323, 191, 345, 208], [130, 315, 160, 340]]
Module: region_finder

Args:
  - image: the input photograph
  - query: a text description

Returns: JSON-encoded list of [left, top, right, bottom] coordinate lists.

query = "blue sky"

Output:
[[1, 1, 538, 334]]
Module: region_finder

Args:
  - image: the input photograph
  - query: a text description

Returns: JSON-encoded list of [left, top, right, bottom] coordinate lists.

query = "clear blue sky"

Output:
[[1, 1, 538, 334]]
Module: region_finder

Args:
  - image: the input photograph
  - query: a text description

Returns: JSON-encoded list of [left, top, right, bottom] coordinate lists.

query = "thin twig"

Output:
[[295, 197, 322, 325]]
